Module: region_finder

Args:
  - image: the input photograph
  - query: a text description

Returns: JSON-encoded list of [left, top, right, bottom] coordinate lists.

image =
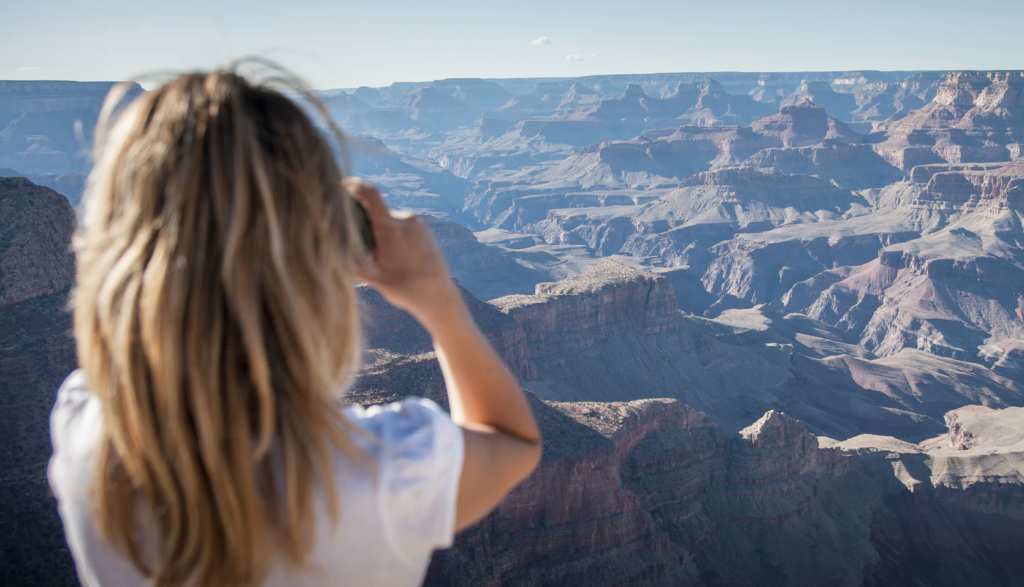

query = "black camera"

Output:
[[352, 199, 376, 253]]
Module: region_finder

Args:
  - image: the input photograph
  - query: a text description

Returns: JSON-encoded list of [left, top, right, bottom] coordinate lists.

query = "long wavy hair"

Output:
[[72, 65, 368, 586]]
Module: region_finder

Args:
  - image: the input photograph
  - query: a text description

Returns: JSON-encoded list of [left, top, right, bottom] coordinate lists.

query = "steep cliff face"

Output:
[[744, 140, 906, 190], [426, 398, 1024, 587], [490, 260, 680, 348], [0, 178, 78, 586]]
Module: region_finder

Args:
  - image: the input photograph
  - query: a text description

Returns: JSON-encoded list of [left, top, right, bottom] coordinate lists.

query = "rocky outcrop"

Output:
[[426, 399, 1024, 587], [0, 169, 88, 207], [847, 71, 945, 126], [744, 140, 906, 190], [321, 91, 371, 122], [0, 177, 78, 586], [433, 78, 514, 111], [346, 134, 470, 219], [943, 405, 1024, 452], [775, 160, 1024, 367], [490, 260, 680, 347], [399, 86, 481, 130], [0, 177, 76, 308], [915, 159, 1024, 205], [494, 82, 602, 119], [751, 99, 862, 147], [583, 77, 777, 128]]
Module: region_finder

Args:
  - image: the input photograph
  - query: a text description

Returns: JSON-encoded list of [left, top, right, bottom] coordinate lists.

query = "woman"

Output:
[[48, 67, 542, 587]]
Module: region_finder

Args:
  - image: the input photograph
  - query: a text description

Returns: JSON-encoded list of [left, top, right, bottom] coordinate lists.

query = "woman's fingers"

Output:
[[344, 177, 391, 221]]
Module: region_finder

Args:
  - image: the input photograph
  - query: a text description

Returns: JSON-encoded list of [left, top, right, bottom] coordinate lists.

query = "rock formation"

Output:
[[425, 396, 1024, 586], [0, 178, 78, 586], [751, 99, 862, 147], [874, 71, 1024, 169], [780, 81, 859, 121], [0, 168, 87, 206], [0, 177, 76, 307]]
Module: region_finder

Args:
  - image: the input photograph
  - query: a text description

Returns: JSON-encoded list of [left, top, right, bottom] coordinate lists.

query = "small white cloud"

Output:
[[566, 54, 585, 61], [589, 54, 597, 58], [16, 67, 44, 72], [532, 36, 553, 45]]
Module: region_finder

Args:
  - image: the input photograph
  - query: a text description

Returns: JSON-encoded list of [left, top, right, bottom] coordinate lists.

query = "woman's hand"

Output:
[[346, 178, 465, 329]]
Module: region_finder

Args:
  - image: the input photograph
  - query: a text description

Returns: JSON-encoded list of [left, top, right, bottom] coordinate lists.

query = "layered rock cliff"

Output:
[[426, 398, 1024, 586], [490, 260, 680, 348], [750, 99, 862, 147]]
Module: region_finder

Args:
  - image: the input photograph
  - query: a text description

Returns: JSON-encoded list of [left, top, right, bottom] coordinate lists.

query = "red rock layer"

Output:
[[490, 260, 680, 349]]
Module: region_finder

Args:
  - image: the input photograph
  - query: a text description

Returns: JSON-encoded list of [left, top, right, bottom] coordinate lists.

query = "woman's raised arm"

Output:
[[349, 179, 542, 531]]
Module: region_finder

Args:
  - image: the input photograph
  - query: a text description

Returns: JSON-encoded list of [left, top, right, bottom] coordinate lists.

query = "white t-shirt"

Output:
[[48, 370, 464, 587]]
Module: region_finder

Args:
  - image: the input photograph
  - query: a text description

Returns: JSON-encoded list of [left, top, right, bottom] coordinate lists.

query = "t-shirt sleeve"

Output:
[[346, 397, 464, 565]]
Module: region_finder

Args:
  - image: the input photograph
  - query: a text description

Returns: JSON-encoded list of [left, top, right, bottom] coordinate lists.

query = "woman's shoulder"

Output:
[[340, 396, 464, 563], [48, 370, 104, 503], [341, 396, 461, 460], [50, 370, 103, 456]]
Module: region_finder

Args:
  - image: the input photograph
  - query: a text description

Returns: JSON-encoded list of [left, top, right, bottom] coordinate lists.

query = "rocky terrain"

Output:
[[5, 69, 1024, 586], [350, 262, 1024, 586], [426, 400, 1024, 587], [0, 178, 78, 586], [332, 68, 1024, 583]]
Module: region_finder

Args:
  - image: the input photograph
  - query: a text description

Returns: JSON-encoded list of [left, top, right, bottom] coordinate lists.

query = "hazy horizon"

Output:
[[2, 0, 1022, 89]]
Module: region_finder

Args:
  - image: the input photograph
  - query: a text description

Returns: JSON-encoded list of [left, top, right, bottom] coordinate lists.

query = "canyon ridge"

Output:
[[3, 69, 1024, 586]]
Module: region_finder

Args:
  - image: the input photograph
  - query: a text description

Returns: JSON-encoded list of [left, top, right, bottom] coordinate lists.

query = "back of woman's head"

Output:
[[73, 66, 368, 587]]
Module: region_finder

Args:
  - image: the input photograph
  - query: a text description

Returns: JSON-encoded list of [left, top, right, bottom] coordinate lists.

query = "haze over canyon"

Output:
[[3, 68, 1024, 586]]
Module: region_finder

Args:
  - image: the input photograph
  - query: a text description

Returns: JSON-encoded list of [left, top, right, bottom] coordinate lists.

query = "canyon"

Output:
[[4, 68, 1024, 586]]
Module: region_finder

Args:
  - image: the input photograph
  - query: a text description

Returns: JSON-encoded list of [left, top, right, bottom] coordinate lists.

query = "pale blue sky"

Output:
[[2, 0, 1021, 89]]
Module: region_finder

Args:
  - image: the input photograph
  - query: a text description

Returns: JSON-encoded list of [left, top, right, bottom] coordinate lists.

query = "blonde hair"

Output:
[[73, 65, 368, 586]]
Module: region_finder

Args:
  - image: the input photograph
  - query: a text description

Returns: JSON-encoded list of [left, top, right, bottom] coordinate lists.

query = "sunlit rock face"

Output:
[[873, 71, 1024, 169]]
